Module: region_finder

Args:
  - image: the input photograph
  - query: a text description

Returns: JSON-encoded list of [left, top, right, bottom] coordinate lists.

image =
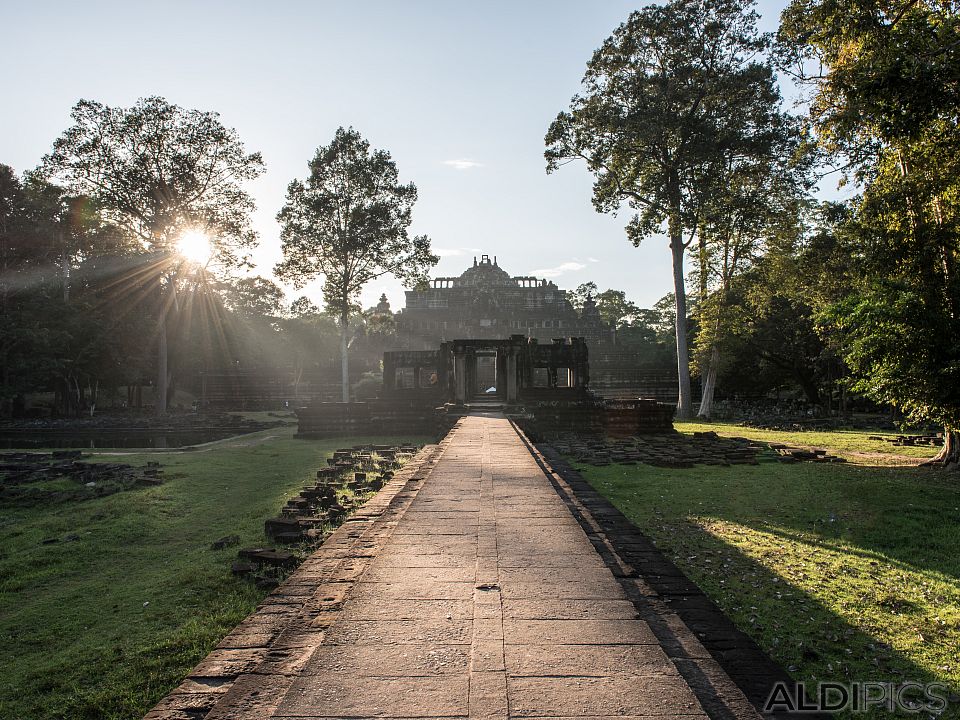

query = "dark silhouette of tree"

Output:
[[41, 96, 265, 413], [274, 127, 436, 402], [224, 276, 286, 319]]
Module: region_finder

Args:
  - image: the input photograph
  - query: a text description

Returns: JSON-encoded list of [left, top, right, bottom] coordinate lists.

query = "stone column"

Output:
[[382, 353, 396, 393], [506, 351, 518, 403], [495, 353, 507, 400], [454, 353, 466, 405]]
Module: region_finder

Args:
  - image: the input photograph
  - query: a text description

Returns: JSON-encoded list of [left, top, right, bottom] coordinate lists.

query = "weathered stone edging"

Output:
[[513, 422, 823, 720], [144, 433, 453, 720]]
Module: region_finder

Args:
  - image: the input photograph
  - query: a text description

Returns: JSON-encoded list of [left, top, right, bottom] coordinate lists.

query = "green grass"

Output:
[[677, 420, 941, 462], [0, 427, 430, 720], [573, 423, 960, 718]]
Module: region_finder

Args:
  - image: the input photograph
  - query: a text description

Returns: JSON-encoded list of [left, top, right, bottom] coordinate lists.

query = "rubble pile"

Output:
[[551, 431, 762, 468], [868, 433, 943, 448], [0, 451, 163, 506], [230, 444, 419, 587], [768, 443, 847, 463]]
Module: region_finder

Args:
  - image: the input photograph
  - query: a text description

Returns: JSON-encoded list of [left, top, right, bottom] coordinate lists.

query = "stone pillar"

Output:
[[454, 353, 466, 405], [495, 353, 507, 400], [466, 350, 477, 399], [506, 351, 518, 403], [382, 353, 396, 393]]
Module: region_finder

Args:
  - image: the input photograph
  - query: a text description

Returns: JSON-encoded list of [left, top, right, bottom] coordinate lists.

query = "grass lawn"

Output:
[[677, 420, 941, 462], [573, 422, 960, 717], [0, 426, 430, 720]]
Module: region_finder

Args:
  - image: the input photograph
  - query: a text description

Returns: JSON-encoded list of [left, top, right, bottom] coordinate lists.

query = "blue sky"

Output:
[[2, 0, 796, 311]]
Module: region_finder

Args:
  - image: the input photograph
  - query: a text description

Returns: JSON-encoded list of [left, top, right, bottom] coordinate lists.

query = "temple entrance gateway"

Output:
[[474, 351, 497, 396], [299, 334, 674, 437], [382, 335, 590, 406]]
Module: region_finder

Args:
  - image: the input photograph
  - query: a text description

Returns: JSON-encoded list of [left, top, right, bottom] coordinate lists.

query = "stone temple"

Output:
[[201, 254, 677, 407], [383, 254, 676, 402], [296, 254, 677, 439], [394, 254, 614, 348]]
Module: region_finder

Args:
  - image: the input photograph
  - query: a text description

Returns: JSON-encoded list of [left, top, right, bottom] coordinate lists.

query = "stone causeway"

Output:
[[146, 414, 798, 720]]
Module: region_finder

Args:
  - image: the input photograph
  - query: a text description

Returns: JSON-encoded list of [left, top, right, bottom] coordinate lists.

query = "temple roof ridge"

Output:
[[427, 254, 559, 290]]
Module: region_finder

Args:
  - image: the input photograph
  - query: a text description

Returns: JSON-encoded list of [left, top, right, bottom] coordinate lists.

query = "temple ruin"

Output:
[[396, 254, 613, 347]]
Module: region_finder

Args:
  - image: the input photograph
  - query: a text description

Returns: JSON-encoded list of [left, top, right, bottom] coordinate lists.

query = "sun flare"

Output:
[[176, 230, 213, 266]]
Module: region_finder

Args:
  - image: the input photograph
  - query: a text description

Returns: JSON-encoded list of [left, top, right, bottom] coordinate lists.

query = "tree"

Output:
[[568, 282, 598, 313], [274, 127, 436, 402], [546, 0, 781, 419], [779, 0, 960, 465], [41, 96, 265, 412], [568, 282, 641, 329], [224, 276, 286, 319], [289, 295, 320, 317], [594, 289, 641, 331], [0, 165, 142, 416], [691, 149, 808, 418]]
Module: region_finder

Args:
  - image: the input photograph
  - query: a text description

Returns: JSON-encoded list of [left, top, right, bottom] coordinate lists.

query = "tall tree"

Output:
[[692, 150, 807, 418], [546, 0, 780, 419], [274, 127, 436, 402], [41, 96, 264, 412], [780, 0, 960, 465]]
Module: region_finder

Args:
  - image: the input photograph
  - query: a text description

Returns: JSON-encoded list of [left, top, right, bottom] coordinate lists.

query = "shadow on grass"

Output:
[[541, 449, 960, 720]]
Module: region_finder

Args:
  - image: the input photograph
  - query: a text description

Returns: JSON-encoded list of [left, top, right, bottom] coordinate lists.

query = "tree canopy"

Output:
[[41, 96, 265, 265], [546, 0, 787, 418], [274, 126, 436, 401], [39, 96, 266, 412], [780, 0, 960, 464]]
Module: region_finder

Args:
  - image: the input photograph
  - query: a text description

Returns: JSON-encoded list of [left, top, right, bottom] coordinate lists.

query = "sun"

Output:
[[176, 230, 213, 266]]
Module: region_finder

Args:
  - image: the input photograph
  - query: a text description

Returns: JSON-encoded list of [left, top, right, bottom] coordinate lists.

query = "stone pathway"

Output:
[[148, 415, 766, 719]]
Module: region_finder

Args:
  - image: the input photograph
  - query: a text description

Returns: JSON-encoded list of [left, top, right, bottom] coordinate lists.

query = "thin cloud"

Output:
[[588, 257, 600, 263], [529, 261, 587, 278], [442, 158, 484, 170]]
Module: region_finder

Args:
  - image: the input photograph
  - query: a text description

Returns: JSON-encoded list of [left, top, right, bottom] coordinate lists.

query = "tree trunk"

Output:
[[157, 309, 168, 414], [698, 345, 720, 419], [339, 314, 350, 403], [923, 429, 960, 469], [795, 368, 821, 407], [61, 230, 70, 303], [669, 215, 693, 420]]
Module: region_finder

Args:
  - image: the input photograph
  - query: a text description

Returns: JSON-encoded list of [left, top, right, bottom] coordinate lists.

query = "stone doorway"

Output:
[[474, 351, 498, 397]]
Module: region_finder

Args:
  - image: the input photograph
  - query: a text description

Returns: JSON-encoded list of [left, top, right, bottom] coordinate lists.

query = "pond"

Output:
[[0, 429, 256, 449]]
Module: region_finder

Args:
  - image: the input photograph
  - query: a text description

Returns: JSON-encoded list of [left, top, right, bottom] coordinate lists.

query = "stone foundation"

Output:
[[295, 399, 453, 439], [512, 397, 675, 440], [602, 398, 676, 437]]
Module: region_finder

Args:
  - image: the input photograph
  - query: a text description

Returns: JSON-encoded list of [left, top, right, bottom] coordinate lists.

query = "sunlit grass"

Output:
[[676, 420, 941, 463], [696, 519, 960, 684], [576, 454, 960, 718]]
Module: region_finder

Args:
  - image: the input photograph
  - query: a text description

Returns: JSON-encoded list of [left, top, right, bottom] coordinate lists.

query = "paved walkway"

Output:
[[149, 415, 764, 719]]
